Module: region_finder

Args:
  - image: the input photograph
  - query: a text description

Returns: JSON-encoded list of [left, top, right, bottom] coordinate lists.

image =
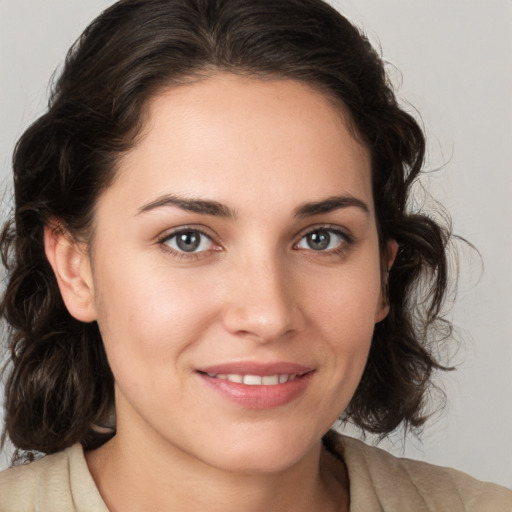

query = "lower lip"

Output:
[[198, 372, 314, 409]]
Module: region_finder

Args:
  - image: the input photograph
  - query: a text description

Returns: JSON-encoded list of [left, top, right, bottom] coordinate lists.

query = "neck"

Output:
[[86, 429, 348, 512]]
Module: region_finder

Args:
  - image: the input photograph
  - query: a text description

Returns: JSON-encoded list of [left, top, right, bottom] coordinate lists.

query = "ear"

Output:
[[374, 239, 399, 323], [44, 223, 97, 322]]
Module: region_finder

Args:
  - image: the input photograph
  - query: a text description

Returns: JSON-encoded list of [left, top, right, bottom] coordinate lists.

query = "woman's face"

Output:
[[83, 74, 390, 473]]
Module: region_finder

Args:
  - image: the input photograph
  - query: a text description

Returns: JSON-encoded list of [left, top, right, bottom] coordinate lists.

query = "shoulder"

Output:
[[0, 444, 107, 512], [0, 446, 71, 489], [324, 430, 512, 512]]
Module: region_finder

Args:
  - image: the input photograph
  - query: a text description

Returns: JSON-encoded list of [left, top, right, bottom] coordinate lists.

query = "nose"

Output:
[[221, 254, 304, 343]]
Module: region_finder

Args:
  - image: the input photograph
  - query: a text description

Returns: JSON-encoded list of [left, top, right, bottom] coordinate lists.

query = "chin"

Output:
[[199, 425, 323, 475]]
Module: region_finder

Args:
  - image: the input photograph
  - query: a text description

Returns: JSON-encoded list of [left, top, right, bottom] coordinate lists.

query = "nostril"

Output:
[[221, 304, 300, 343]]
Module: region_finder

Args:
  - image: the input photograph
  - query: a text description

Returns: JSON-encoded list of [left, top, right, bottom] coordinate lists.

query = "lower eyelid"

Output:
[[159, 229, 216, 253], [295, 228, 351, 250], [158, 226, 352, 256]]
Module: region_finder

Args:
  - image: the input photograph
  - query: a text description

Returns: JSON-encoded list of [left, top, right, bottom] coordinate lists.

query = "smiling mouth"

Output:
[[198, 367, 314, 408], [204, 373, 301, 385]]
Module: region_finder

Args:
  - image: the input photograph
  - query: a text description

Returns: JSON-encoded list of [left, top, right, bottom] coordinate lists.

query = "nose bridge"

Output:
[[222, 248, 301, 341]]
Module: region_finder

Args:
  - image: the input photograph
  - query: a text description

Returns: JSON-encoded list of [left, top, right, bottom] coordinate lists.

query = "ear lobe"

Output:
[[44, 224, 97, 322], [375, 239, 399, 323]]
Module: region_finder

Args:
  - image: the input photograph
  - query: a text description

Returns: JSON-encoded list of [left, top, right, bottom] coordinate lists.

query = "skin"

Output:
[[45, 73, 396, 512]]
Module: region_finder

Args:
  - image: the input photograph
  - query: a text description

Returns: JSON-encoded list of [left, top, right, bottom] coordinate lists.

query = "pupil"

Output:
[[308, 230, 330, 250], [177, 231, 200, 252]]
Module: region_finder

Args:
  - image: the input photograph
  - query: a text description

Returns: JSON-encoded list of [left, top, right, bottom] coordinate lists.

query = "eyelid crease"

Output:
[[292, 226, 355, 258], [157, 226, 223, 261], [158, 226, 213, 244], [156, 223, 355, 262], [294, 224, 355, 244]]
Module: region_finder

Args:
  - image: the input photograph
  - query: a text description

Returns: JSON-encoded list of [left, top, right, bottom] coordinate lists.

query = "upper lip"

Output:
[[197, 361, 314, 377]]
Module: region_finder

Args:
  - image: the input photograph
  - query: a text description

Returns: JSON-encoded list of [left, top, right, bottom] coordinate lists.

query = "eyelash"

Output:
[[294, 225, 353, 256], [158, 227, 219, 261], [158, 225, 354, 260]]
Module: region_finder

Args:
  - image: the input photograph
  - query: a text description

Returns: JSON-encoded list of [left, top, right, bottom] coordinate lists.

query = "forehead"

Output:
[[107, 73, 373, 216]]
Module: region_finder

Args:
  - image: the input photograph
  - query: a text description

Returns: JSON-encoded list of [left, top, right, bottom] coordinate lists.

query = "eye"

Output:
[[296, 228, 348, 252], [161, 229, 215, 254]]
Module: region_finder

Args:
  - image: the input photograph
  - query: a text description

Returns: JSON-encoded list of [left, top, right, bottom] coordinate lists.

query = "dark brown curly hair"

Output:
[[1, 0, 452, 458]]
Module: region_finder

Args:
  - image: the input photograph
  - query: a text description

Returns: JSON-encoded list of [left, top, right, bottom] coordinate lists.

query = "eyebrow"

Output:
[[294, 195, 370, 218], [137, 193, 369, 219], [137, 194, 237, 219]]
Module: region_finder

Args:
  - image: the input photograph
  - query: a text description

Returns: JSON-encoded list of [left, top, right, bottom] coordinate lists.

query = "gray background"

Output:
[[1, 0, 511, 487]]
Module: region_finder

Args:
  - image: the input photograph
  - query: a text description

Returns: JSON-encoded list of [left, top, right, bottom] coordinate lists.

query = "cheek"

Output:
[[306, 254, 383, 330], [92, 256, 220, 382], [303, 253, 382, 374]]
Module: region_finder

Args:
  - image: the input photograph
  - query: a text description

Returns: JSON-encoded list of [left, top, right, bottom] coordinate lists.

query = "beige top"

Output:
[[0, 432, 511, 511]]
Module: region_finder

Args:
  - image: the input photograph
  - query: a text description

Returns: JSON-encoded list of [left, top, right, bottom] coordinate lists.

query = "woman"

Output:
[[0, 0, 510, 510]]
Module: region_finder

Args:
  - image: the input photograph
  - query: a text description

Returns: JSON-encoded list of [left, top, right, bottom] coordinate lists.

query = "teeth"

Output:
[[243, 375, 262, 385], [206, 373, 298, 385], [262, 375, 279, 385]]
